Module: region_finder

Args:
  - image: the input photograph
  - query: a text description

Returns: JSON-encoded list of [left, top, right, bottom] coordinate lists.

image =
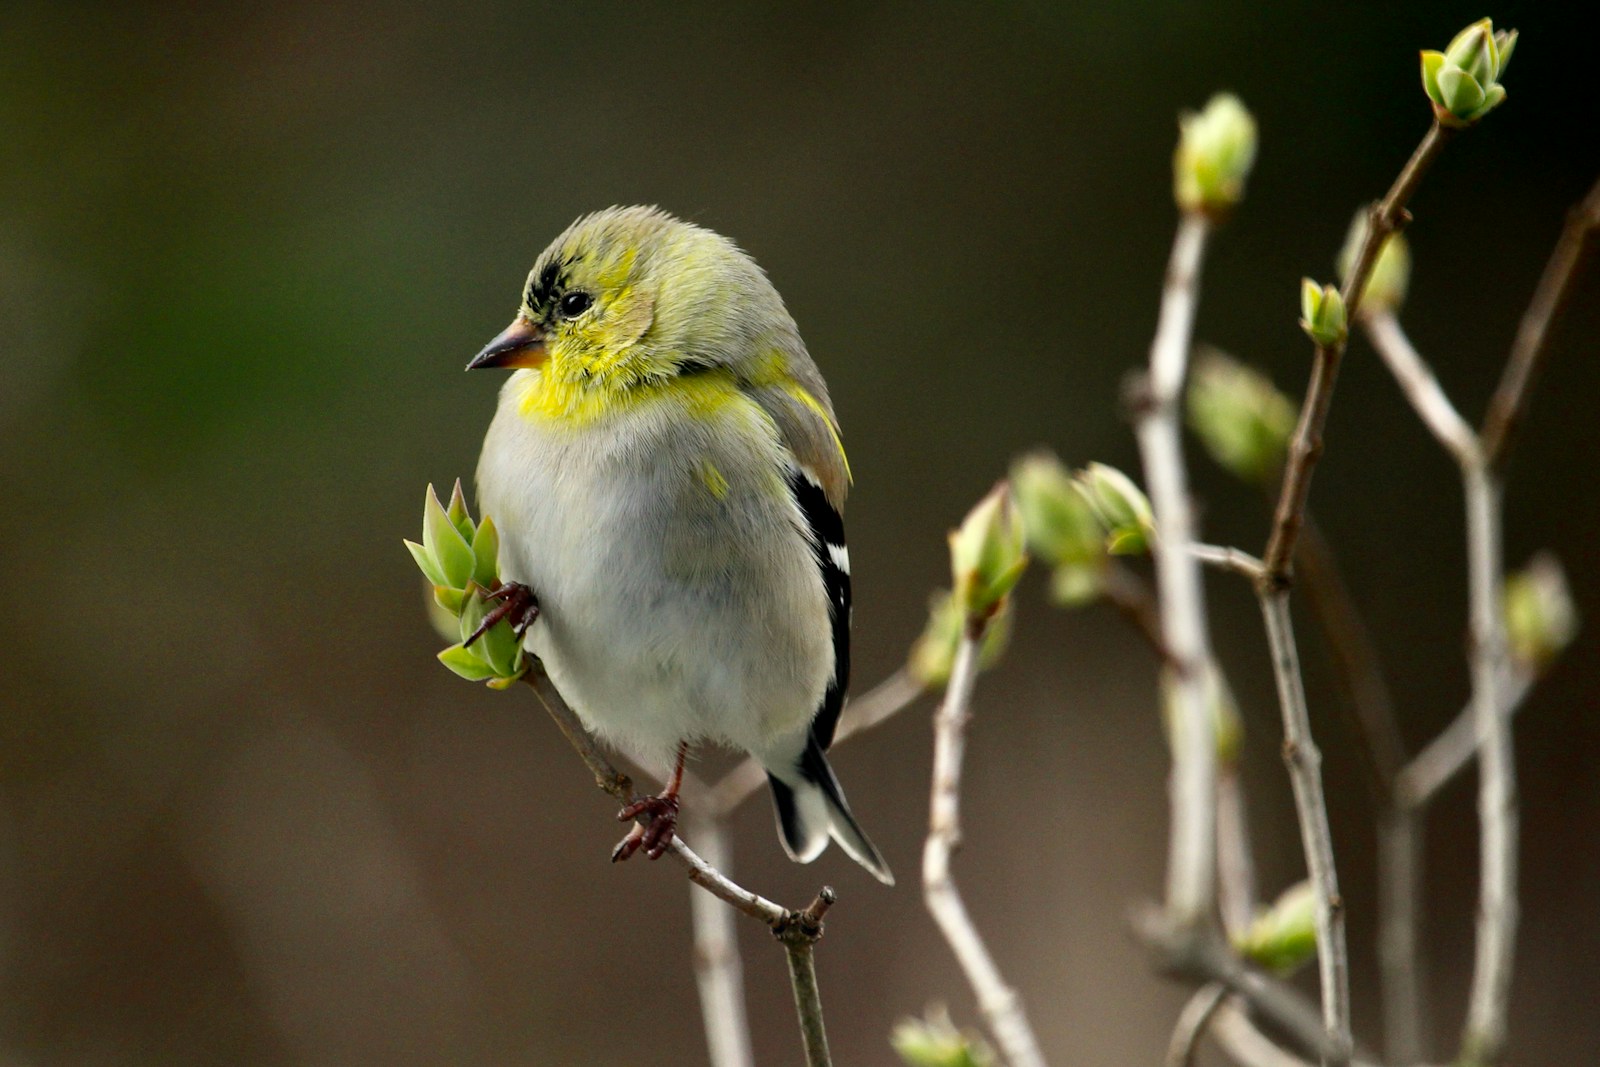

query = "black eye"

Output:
[[558, 291, 593, 318]]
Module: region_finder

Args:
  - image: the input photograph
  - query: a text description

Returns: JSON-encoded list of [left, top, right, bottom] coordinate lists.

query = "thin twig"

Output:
[[1261, 120, 1455, 585], [925, 630, 1048, 1067], [1376, 808, 1425, 1066], [1363, 311, 1482, 466], [1293, 513, 1407, 802], [1134, 211, 1218, 926], [1210, 1001, 1384, 1067], [774, 890, 838, 1067], [1461, 469, 1517, 1067], [687, 814, 756, 1067], [1260, 594, 1351, 1066], [1167, 983, 1229, 1067], [1216, 766, 1258, 941], [1359, 299, 1523, 1066], [1192, 543, 1265, 580], [1480, 175, 1600, 470], [1395, 672, 1534, 809], [520, 669, 836, 1066], [1133, 908, 1345, 1064], [1101, 560, 1172, 661], [702, 668, 925, 818]]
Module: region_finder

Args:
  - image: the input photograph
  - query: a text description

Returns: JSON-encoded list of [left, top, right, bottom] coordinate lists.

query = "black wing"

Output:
[[788, 466, 850, 750]]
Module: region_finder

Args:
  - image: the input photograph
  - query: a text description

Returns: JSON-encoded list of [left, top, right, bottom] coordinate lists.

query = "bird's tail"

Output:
[[766, 735, 894, 885]]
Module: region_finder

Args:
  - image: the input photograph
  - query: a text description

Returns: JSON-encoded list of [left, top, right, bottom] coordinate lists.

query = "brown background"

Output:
[[2, 2, 1598, 1064]]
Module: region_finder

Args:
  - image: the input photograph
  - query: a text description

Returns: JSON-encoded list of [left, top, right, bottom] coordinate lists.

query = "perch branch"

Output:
[[925, 629, 1048, 1067], [1134, 211, 1218, 927], [520, 669, 835, 1065]]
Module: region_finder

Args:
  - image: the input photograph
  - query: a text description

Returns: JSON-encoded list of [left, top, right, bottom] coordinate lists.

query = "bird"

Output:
[[465, 205, 893, 885]]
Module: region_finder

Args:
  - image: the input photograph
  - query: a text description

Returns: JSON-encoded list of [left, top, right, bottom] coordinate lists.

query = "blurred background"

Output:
[[3, 2, 1598, 1063]]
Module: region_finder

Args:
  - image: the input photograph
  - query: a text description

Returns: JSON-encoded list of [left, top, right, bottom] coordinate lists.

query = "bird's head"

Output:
[[467, 206, 799, 396]]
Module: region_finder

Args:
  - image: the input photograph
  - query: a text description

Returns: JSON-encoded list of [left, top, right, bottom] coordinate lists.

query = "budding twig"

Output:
[[1135, 212, 1219, 928]]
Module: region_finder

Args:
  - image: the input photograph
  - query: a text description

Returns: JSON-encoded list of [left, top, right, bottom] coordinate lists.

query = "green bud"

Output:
[[404, 538, 446, 587], [432, 585, 466, 615], [1173, 93, 1258, 216], [1299, 279, 1347, 347], [1187, 348, 1297, 484], [1236, 881, 1318, 974], [1421, 19, 1515, 126], [437, 642, 498, 682], [457, 588, 528, 682], [1075, 463, 1153, 556], [1049, 562, 1103, 608], [423, 483, 476, 590], [446, 478, 476, 543], [1010, 451, 1105, 568], [1337, 210, 1411, 316], [892, 1006, 995, 1067], [909, 589, 1012, 688], [472, 514, 502, 589], [1504, 552, 1577, 673], [948, 483, 1029, 620]]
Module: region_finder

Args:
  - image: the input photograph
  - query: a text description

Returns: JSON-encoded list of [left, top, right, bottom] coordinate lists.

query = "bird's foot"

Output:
[[611, 793, 681, 862], [462, 581, 540, 648]]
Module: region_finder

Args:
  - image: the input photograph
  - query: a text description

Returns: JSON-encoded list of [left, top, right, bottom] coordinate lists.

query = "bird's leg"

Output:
[[611, 742, 688, 862], [462, 581, 540, 648]]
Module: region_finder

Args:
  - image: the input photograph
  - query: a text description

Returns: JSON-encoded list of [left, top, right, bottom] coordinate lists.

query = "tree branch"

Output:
[[925, 630, 1048, 1067], [1480, 174, 1600, 470], [1394, 672, 1534, 809], [1134, 211, 1219, 927], [686, 813, 756, 1067], [1260, 593, 1351, 1066], [1261, 121, 1455, 585], [1167, 983, 1229, 1067], [519, 669, 835, 1064]]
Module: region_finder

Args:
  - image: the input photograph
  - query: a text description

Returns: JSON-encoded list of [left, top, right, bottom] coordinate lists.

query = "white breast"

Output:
[[474, 374, 833, 774]]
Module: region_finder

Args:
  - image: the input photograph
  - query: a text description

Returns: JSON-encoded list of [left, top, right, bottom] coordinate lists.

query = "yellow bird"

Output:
[[468, 206, 892, 884]]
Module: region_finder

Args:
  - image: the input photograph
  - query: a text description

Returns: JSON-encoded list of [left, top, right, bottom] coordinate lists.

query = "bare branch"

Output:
[[1168, 983, 1229, 1067], [1377, 809, 1426, 1065], [1260, 593, 1351, 1065], [1481, 175, 1600, 470], [687, 814, 756, 1067], [1395, 672, 1534, 809], [1262, 121, 1456, 585], [1363, 311, 1482, 467], [1133, 908, 1343, 1064], [1460, 469, 1517, 1067], [1211, 1001, 1385, 1067], [1192, 543, 1265, 581], [519, 669, 836, 1066], [1134, 211, 1219, 926], [1216, 767, 1258, 941], [774, 890, 839, 1067], [925, 631, 1048, 1067]]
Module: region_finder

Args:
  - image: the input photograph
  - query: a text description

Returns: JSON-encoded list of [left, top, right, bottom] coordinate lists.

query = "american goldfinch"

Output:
[[468, 206, 892, 884]]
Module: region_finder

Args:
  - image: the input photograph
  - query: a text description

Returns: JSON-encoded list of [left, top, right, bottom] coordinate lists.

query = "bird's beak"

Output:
[[466, 315, 547, 370]]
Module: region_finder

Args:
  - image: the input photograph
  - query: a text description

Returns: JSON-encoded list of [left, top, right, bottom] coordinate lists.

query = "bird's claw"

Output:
[[462, 581, 540, 648], [611, 793, 681, 862]]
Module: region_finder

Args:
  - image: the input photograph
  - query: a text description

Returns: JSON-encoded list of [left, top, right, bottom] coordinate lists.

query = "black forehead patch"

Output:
[[526, 258, 565, 311]]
